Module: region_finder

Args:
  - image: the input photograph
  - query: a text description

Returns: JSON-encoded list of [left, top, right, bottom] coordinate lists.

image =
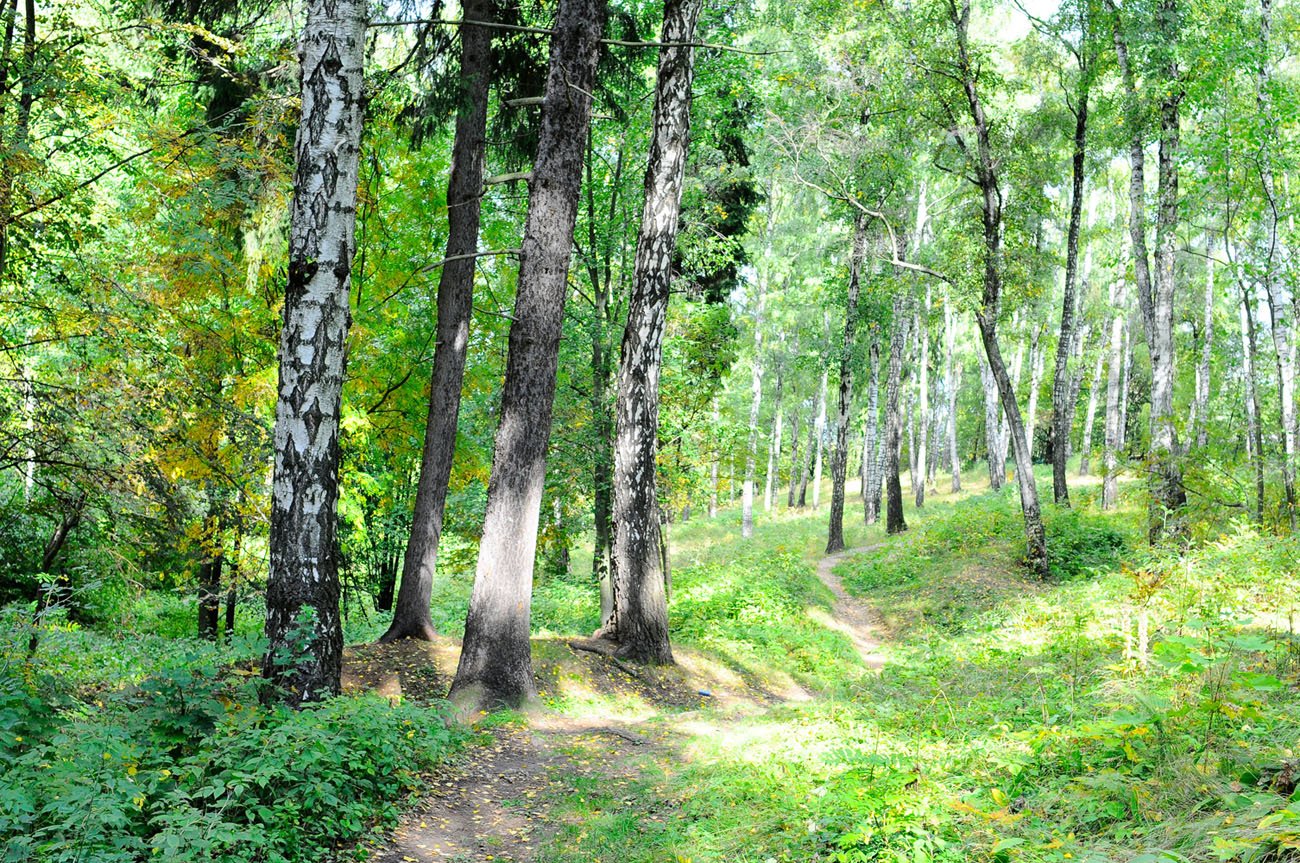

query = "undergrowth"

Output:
[[540, 478, 1300, 863], [0, 628, 466, 863]]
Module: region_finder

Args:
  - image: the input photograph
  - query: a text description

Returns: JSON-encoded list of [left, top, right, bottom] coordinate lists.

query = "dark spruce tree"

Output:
[[380, 0, 498, 644], [448, 0, 606, 710]]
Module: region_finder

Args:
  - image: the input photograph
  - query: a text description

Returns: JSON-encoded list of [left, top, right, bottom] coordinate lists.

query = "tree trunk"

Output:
[[1051, 83, 1088, 505], [1025, 325, 1045, 461], [788, 408, 801, 508], [997, 326, 1025, 476], [915, 289, 929, 507], [0, 0, 34, 279], [811, 367, 828, 509], [709, 398, 720, 517], [1102, 280, 1126, 511], [945, 293, 961, 492], [826, 213, 868, 554], [1256, 0, 1295, 528], [798, 401, 814, 507], [1191, 233, 1214, 451], [380, 1, 495, 643], [1240, 280, 1266, 524], [863, 336, 881, 523], [450, 0, 605, 708], [1111, 0, 1185, 539], [742, 288, 765, 538], [224, 525, 242, 641], [954, 0, 1047, 576], [1079, 340, 1105, 476], [764, 362, 784, 512], [980, 351, 1003, 489], [605, 0, 700, 665], [885, 296, 909, 535], [262, 0, 367, 706]]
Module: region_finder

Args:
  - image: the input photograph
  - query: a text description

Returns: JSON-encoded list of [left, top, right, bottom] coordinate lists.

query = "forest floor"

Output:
[[351, 474, 1300, 863], [357, 537, 894, 862]]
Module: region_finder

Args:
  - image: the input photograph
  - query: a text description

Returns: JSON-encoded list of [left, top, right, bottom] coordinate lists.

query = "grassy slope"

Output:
[[537, 471, 1300, 863]]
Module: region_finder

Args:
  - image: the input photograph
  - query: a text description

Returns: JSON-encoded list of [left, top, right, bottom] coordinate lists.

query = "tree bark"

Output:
[[1191, 232, 1214, 451], [1255, 0, 1295, 528], [863, 336, 882, 523], [826, 213, 868, 554], [944, 292, 961, 492], [885, 296, 909, 535], [262, 0, 367, 706], [1051, 79, 1088, 505], [953, 0, 1047, 576], [915, 287, 929, 507], [1025, 325, 1045, 461], [1102, 281, 1126, 510], [980, 350, 1003, 489], [788, 408, 801, 508], [605, 0, 700, 665], [742, 288, 765, 538], [1240, 277, 1266, 524], [798, 399, 814, 507], [450, 0, 605, 708], [381, 0, 495, 644], [709, 398, 720, 517], [811, 366, 828, 509], [764, 361, 784, 512], [1079, 339, 1105, 476], [1111, 0, 1185, 540]]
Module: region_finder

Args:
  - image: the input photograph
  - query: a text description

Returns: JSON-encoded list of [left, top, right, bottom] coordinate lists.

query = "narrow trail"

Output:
[[365, 543, 891, 861], [810, 544, 888, 670]]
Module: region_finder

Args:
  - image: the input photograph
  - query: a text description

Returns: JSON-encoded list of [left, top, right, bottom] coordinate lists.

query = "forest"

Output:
[[2, 0, 1300, 859]]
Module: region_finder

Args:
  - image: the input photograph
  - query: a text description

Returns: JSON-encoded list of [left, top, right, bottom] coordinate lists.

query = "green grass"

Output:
[[538, 472, 1300, 863]]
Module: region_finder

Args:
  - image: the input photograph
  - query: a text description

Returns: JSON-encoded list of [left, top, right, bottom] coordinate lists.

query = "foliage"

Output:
[[0, 632, 465, 862]]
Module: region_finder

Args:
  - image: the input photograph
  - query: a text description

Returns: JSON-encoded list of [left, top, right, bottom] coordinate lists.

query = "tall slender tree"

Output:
[[380, 1, 497, 644], [449, 0, 605, 708], [262, 0, 368, 706], [826, 213, 867, 553], [605, 0, 703, 665]]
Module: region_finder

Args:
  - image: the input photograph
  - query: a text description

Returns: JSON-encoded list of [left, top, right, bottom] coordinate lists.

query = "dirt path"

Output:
[[362, 545, 888, 861], [375, 718, 648, 863], [810, 545, 887, 670]]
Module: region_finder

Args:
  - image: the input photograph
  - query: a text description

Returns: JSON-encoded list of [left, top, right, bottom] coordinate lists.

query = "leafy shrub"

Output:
[[0, 644, 465, 863], [1043, 508, 1128, 580]]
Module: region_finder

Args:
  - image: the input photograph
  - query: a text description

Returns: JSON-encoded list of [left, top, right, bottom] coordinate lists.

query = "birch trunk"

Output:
[[798, 402, 815, 507], [885, 296, 910, 534], [262, 0, 367, 706], [1241, 279, 1266, 523], [450, 0, 605, 707], [1256, 0, 1296, 527], [1102, 281, 1126, 510], [1026, 326, 1045, 461], [916, 287, 929, 507], [980, 352, 1003, 489], [764, 363, 784, 512], [1079, 343, 1105, 476], [1052, 77, 1089, 505], [709, 399, 720, 517], [788, 408, 801, 507], [954, 0, 1048, 576], [826, 214, 867, 553], [742, 290, 765, 537], [604, 0, 701, 665], [1191, 232, 1214, 451], [863, 337, 881, 523], [812, 366, 828, 509], [381, 1, 495, 643], [945, 294, 961, 491]]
